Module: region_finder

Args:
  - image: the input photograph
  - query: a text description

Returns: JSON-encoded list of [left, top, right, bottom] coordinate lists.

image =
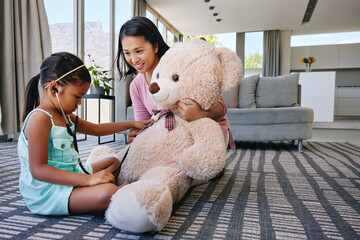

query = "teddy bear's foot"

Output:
[[105, 180, 173, 233]]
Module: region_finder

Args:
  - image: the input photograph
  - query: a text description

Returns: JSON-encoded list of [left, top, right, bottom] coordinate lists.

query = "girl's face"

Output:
[[57, 81, 90, 115], [122, 35, 159, 75]]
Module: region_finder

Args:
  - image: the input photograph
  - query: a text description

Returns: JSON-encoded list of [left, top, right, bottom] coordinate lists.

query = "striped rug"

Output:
[[0, 137, 359, 239]]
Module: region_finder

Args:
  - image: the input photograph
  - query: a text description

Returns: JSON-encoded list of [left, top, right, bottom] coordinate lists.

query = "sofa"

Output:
[[222, 73, 313, 151], [116, 73, 314, 152]]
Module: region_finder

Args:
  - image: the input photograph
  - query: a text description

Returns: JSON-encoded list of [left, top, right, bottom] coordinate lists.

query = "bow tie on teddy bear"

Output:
[[141, 109, 175, 131]]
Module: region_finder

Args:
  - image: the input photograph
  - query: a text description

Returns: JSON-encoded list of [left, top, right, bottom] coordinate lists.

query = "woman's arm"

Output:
[[130, 80, 153, 121], [26, 112, 115, 187], [127, 78, 154, 143], [176, 96, 227, 122]]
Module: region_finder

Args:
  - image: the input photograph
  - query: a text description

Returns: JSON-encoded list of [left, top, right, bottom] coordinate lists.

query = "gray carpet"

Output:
[[0, 136, 359, 239]]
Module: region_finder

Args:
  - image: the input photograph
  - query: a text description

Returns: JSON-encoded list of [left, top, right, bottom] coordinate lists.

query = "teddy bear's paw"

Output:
[[86, 146, 116, 165], [105, 180, 173, 233], [178, 152, 226, 181]]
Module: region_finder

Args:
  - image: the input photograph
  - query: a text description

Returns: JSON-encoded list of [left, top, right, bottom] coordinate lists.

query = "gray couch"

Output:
[[116, 73, 313, 151], [223, 73, 313, 151]]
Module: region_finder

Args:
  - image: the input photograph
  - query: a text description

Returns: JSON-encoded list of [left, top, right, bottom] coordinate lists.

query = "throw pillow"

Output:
[[238, 74, 260, 108], [222, 87, 239, 108], [255, 73, 299, 108]]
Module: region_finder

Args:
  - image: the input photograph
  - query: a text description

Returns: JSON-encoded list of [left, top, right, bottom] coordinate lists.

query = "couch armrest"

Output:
[[115, 75, 132, 122]]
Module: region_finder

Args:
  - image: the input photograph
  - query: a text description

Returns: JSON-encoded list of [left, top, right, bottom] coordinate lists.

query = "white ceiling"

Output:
[[146, 0, 360, 36]]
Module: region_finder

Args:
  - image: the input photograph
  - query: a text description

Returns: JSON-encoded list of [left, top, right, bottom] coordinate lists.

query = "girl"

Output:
[[115, 17, 235, 150], [18, 52, 151, 216]]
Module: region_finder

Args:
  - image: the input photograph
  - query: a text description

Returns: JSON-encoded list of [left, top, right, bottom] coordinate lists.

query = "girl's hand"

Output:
[[132, 119, 153, 130], [87, 170, 115, 186], [175, 98, 206, 121]]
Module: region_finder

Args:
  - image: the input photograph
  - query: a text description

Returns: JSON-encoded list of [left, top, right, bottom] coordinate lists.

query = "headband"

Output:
[[45, 64, 85, 89]]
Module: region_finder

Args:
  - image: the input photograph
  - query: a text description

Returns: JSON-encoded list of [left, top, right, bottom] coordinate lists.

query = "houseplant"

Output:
[[301, 56, 316, 72], [87, 54, 114, 95]]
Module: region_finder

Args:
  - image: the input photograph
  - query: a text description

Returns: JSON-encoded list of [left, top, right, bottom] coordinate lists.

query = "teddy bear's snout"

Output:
[[149, 82, 160, 94]]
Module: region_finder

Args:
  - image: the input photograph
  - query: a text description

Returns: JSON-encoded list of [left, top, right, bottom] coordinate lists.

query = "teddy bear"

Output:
[[87, 38, 243, 233]]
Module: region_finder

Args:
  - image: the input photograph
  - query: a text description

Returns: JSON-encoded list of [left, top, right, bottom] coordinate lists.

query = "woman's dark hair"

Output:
[[22, 52, 91, 122], [116, 16, 170, 79]]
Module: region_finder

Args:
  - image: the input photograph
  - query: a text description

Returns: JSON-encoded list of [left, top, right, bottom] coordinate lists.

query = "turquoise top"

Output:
[[17, 109, 92, 215]]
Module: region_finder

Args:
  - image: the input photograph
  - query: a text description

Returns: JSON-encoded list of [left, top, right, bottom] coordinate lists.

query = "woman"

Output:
[[116, 17, 235, 150]]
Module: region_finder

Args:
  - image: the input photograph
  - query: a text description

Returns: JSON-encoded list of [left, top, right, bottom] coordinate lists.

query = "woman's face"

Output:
[[122, 35, 159, 75]]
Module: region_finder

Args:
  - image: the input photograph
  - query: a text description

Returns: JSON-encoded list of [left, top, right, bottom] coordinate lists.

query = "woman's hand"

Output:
[[128, 128, 140, 143], [175, 98, 206, 121], [87, 170, 115, 186], [127, 119, 153, 143]]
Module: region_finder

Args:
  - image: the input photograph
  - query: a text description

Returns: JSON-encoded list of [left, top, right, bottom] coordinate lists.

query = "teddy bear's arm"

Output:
[[178, 118, 226, 181]]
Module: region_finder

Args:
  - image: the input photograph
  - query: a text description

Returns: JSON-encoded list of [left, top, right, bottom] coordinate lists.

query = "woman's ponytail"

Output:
[[22, 74, 41, 122]]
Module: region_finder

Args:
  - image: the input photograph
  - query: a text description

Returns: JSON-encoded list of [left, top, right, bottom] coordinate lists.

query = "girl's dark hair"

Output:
[[22, 52, 91, 122], [116, 16, 170, 79]]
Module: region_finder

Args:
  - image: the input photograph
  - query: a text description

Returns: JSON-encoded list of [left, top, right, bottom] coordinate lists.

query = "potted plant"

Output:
[[87, 54, 114, 95]]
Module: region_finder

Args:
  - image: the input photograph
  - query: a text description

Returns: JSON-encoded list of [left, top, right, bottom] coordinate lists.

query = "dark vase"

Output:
[[90, 85, 105, 95]]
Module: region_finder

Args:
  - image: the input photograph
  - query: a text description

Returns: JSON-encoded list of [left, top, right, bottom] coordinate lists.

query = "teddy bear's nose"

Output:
[[149, 82, 160, 94]]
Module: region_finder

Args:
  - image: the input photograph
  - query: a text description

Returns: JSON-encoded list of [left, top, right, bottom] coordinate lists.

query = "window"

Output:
[[291, 31, 360, 47], [157, 20, 166, 41], [244, 31, 263, 76], [115, 0, 132, 52], [146, 7, 181, 43], [146, 10, 156, 25], [84, 0, 110, 70], [45, 0, 132, 70], [44, 0, 74, 53], [215, 32, 236, 51], [167, 30, 174, 46], [44, 0, 132, 124]]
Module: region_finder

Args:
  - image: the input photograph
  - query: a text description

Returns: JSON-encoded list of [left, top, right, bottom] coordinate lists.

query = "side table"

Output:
[[82, 94, 115, 144]]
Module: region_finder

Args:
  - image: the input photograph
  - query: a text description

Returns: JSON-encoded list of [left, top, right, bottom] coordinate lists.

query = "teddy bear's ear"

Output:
[[215, 47, 243, 92]]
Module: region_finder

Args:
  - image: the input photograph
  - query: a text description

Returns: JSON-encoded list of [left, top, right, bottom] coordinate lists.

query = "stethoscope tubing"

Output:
[[55, 91, 125, 175]]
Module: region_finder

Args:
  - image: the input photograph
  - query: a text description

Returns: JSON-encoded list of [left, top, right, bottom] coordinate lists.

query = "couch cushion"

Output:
[[238, 74, 260, 108], [227, 107, 314, 125], [256, 73, 299, 108], [126, 106, 135, 121], [222, 87, 239, 108]]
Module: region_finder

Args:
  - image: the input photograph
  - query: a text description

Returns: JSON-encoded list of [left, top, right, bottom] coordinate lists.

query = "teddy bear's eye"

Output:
[[172, 74, 179, 82], [156, 73, 159, 79]]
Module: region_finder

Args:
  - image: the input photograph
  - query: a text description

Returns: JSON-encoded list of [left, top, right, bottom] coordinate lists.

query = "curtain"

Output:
[[0, 0, 52, 139], [262, 30, 280, 77], [132, 0, 146, 17]]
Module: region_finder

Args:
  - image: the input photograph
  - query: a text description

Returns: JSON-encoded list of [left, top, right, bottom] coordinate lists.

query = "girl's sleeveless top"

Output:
[[17, 109, 92, 215]]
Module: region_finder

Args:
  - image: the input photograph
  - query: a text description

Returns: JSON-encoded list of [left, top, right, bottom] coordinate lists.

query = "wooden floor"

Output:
[[310, 116, 360, 145]]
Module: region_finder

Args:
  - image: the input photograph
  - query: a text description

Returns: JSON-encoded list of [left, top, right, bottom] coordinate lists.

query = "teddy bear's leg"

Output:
[[106, 179, 173, 233], [86, 145, 117, 165], [105, 166, 192, 233], [139, 166, 192, 203]]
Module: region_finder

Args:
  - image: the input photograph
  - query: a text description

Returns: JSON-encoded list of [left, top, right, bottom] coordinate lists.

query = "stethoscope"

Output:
[[54, 88, 128, 175]]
